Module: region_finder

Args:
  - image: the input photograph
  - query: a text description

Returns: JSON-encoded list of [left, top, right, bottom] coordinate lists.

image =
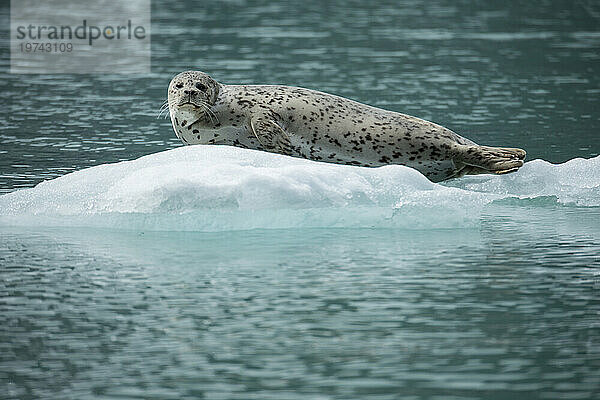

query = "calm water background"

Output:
[[1, 1, 599, 399]]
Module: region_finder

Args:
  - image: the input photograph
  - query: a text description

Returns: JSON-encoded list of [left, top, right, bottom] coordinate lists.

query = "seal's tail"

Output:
[[455, 145, 526, 176]]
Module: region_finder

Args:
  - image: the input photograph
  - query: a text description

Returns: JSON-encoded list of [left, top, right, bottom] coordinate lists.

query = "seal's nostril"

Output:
[[184, 90, 198, 95]]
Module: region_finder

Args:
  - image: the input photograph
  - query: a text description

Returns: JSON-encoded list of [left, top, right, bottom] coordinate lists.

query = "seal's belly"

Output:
[[274, 104, 461, 181], [282, 113, 436, 165], [286, 128, 457, 181]]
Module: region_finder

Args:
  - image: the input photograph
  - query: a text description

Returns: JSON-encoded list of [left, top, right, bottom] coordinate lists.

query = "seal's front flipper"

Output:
[[249, 114, 293, 156], [455, 145, 526, 176]]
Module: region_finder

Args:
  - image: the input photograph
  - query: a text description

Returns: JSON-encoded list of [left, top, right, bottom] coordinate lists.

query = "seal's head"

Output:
[[168, 70, 220, 111], [168, 71, 221, 143]]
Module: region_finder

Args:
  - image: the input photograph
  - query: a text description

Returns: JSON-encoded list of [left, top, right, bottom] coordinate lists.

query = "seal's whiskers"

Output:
[[157, 100, 171, 119]]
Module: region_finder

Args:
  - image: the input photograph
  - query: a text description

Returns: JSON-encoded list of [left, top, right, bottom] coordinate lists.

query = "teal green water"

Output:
[[1, 1, 600, 399]]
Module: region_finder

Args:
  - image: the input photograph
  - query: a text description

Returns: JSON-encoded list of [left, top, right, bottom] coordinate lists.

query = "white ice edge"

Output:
[[0, 146, 598, 231]]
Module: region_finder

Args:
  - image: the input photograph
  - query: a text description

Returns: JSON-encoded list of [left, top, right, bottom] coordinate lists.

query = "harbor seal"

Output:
[[167, 71, 526, 182]]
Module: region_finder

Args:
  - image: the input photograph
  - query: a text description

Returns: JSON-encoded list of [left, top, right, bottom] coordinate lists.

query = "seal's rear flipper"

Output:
[[455, 145, 526, 176]]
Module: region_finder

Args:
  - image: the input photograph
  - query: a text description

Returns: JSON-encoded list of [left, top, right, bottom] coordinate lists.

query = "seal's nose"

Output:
[[184, 89, 198, 95]]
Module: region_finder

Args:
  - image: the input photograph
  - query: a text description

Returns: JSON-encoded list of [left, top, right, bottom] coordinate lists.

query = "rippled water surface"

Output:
[[1, 1, 599, 399]]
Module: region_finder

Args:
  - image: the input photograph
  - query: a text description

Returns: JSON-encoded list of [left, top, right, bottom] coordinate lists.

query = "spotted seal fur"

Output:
[[167, 71, 526, 182]]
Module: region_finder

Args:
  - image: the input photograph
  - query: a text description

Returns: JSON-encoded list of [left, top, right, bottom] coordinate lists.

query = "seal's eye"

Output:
[[195, 82, 208, 92], [175, 82, 183, 89]]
